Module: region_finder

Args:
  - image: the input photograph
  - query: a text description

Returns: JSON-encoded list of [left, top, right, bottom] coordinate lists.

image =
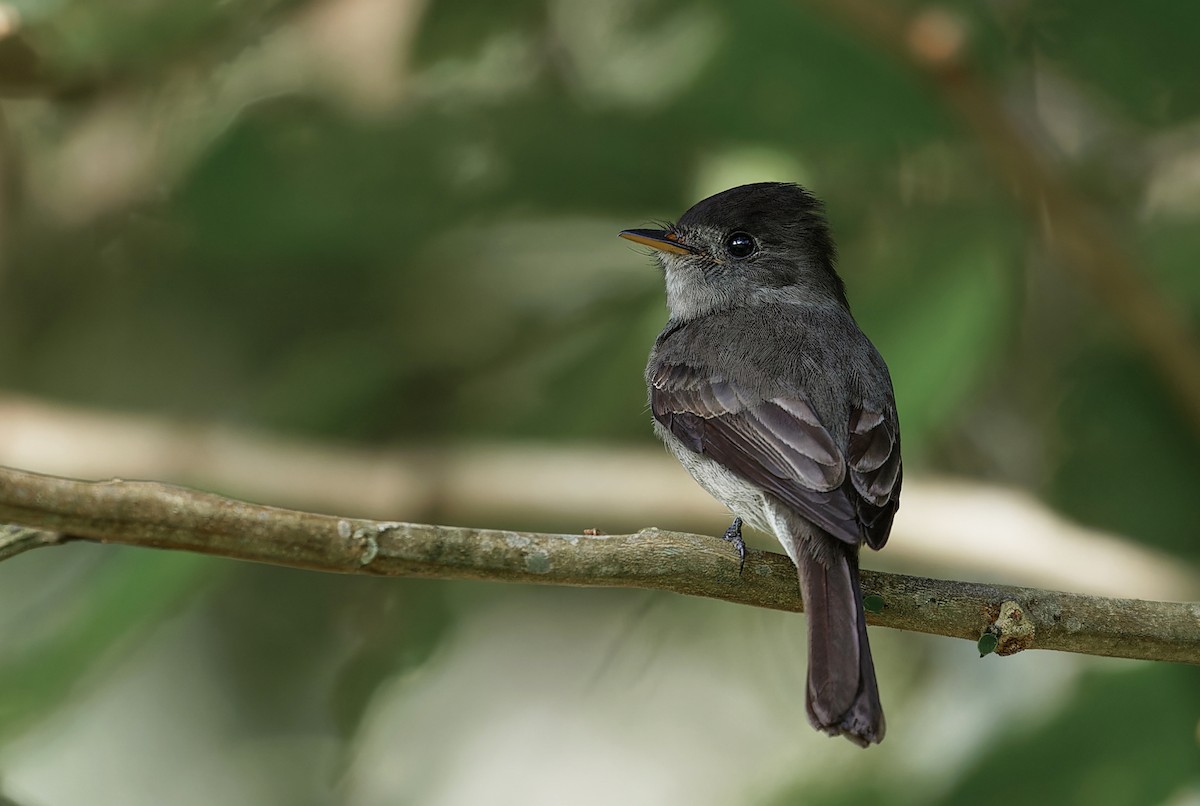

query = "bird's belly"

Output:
[[655, 423, 776, 537]]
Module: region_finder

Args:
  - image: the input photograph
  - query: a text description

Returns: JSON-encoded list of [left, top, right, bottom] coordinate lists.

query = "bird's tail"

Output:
[[798, 540, 885, 747]]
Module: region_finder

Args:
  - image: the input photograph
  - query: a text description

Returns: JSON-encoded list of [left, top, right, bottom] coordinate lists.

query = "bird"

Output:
[[620, 182, 901, 746]]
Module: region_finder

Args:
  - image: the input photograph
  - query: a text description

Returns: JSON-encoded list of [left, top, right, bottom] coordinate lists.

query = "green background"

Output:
[[0, 0, 1197, 803]]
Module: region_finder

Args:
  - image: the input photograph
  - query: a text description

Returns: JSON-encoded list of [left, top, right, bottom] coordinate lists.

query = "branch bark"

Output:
[[1, 466, 1196, 664], [2, 393, 1195, 601]]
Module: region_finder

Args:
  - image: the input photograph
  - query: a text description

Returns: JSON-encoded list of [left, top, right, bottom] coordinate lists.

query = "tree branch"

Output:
[[4, 393, 1195, 601], [1, 466, 1196, 664]]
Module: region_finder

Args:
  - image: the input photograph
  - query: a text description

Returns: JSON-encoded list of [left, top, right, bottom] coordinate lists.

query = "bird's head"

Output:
[[620, 182, 847, 320]]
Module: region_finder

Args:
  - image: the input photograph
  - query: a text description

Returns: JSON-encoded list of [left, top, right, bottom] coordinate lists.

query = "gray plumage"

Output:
[[625, 183, 901, 747]]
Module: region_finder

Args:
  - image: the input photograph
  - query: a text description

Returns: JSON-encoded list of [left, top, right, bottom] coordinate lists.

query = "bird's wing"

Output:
[[846, 404, 902, 549], [650, 362, 900, 549]]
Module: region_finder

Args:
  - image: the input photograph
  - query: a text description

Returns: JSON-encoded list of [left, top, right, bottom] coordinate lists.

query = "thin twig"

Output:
[[0, 523, 69, 562], [0, 466, 1195, 664]]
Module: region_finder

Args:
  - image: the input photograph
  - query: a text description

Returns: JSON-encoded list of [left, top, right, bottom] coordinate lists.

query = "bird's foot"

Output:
[[721, 517, 746, 575]]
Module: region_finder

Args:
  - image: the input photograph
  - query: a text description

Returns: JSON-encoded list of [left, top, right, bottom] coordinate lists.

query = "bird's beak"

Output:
[[618, 228, 695, 255]]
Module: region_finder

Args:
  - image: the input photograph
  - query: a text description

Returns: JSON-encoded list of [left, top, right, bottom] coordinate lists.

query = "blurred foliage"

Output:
[[766, 663, 1200, 806], [0, 547, 213, 740], [936, 663, 1200, 806], [0, 0, 1198, 803]]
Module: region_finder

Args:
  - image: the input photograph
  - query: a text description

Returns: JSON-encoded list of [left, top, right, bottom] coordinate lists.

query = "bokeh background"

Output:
[[0, 0, 1198, 803]]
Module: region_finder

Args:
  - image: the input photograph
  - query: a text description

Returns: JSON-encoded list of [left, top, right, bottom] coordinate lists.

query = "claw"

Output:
[[721, 516, 746, 575]]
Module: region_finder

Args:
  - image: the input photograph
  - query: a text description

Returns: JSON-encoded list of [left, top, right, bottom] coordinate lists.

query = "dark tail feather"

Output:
[[798, 542, 885, 747]]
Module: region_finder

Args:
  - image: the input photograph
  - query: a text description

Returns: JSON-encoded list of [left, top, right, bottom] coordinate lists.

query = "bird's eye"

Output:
[[724, 231, 756, 259]]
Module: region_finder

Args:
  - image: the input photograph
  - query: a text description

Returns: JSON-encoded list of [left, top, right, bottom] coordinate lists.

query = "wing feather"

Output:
[[651, 362, 901, 549]]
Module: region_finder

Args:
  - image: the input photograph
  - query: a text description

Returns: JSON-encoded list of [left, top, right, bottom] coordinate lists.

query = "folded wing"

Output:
[[650, 362, 900, 548]]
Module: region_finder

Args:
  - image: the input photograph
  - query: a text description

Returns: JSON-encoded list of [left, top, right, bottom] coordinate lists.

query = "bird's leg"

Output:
[[721, 516, 746, 574]]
